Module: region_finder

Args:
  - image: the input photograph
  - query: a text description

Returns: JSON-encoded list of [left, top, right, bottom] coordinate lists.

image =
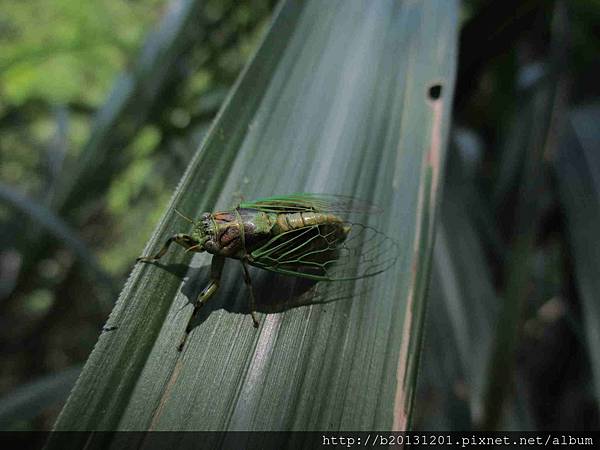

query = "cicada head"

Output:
[[181, 212, 212, 253]]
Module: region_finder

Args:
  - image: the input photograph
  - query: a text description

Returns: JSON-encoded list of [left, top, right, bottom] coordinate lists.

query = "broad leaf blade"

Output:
[[51, 0, 458, 437], [556, 103, 600, 405]]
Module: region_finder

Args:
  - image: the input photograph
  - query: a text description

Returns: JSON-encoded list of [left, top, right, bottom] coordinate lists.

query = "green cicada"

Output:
[[137, 193, 398, 332]]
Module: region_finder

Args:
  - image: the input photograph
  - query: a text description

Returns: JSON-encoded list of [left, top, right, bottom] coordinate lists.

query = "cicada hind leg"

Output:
[[241, 260, 260, 328], [178, 256, 259, 351]]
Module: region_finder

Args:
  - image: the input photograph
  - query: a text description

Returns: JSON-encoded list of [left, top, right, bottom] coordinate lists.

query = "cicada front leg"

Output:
[[194, 255, 225, 309], [137, 234, 199, 263]]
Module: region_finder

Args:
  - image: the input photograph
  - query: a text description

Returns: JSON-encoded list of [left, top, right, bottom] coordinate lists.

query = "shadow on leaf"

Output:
[[142, 259, 365, 336]]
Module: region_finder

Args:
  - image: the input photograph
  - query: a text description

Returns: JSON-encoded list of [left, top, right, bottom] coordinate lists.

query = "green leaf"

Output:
[[0, 366, 82, 429], [416, 174, 499, 429], [50, 0, 458, 436], [556, 102, 600, 405]]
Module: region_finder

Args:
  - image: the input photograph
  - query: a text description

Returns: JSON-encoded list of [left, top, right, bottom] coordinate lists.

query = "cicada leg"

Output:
[[136, 237, 176, 262], [137, 234, 198, 263], [178, 255, 225, 351], [241, 260, 260, 328]]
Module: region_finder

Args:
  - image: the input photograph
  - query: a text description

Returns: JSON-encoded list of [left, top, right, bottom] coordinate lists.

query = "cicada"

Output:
[[137, 194, 398, 331]]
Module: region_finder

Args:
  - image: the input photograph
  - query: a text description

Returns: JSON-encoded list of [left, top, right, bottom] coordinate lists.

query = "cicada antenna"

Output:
[[174, 208, 194, 224]]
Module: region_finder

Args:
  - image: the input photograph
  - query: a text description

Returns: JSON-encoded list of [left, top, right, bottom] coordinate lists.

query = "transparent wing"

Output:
[[248, 221, 399, 281], [239, 193, 382, 215]]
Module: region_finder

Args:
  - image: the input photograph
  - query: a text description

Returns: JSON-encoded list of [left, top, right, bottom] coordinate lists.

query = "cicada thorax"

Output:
[[201, 208, 273, 258]]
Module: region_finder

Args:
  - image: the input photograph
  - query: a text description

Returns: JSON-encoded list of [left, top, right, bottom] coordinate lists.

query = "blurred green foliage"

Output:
[[0, 0, 275, 430], [0, 0, 165, 105]]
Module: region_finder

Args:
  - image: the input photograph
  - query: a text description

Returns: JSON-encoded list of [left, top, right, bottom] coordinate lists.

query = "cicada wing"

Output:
[[239, 193, 382, 216], [333, 222, 400, 280], [248, 221, 399, 281]]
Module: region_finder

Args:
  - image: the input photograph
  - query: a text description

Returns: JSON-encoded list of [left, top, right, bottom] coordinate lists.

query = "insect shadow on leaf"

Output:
[[136, 194, 399, 351], [145, 259, 360, 351]]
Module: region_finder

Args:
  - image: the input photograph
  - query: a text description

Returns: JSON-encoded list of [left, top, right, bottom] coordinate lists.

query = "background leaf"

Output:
[[556, 103, 600, 404], [0, 183, 116, 306], [415, 136, 533, 431], [0, 366, 81, 428]]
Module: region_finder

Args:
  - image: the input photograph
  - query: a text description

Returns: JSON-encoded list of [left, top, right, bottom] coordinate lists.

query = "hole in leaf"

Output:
[[428, 84, 443, 100]]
